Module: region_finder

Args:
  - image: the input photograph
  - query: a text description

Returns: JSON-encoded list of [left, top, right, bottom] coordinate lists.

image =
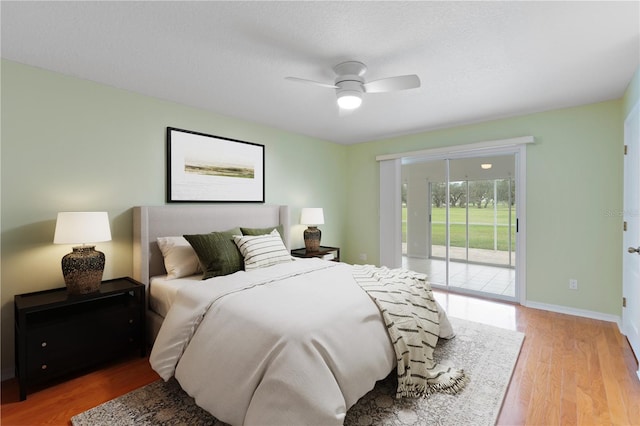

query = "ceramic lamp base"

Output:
[[61, 246, 105, 295], [303, 226, 321, 252]]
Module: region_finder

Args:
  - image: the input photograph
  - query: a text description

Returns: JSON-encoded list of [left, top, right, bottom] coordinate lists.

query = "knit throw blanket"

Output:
[[352, 265, 468, 398]]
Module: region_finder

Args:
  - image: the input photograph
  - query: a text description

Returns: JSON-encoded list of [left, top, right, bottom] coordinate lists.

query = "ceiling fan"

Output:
[[285, 61, 421, 110]]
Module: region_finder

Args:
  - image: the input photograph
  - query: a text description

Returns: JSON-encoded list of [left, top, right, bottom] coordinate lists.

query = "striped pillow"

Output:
[[233, 229, 291, 271]]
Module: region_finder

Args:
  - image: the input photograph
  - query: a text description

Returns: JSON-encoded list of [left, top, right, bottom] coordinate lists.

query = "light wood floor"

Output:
[[2, 291, 639, 426]]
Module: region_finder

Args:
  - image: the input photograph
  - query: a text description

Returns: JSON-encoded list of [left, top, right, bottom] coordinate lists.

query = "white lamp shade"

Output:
[[53, 212, 112, 245], [300, 208, 324, 226]]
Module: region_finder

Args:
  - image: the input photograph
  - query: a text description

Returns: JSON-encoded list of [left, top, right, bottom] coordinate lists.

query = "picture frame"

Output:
[[167, 127, 265, 203]]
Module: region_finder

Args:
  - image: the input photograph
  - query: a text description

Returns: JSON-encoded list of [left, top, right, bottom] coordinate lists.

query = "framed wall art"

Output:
[[167, 127, 265, 203]]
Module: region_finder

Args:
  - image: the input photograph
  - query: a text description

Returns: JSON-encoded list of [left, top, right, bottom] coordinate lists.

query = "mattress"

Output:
[[149, 274, 200, 317]]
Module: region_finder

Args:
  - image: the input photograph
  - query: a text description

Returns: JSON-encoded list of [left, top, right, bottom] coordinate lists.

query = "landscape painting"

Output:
[[167, 127, 265, 202]]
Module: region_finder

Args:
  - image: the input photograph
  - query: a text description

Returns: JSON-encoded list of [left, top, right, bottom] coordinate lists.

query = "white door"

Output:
[[623, 100, 640, 381]]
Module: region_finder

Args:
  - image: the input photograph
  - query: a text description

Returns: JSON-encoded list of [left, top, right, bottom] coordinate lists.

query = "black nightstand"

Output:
[[14, 277, 145, 400], [291, 246, 340, 262]]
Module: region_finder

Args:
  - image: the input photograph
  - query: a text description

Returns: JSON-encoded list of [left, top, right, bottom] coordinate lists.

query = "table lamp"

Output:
[[53, 211, 112, 295], [300, 208, 324, 252]]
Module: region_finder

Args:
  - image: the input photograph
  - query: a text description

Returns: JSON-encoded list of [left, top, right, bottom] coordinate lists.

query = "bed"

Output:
[[133, 204, 462, 426], [133, 204, 291, 342]]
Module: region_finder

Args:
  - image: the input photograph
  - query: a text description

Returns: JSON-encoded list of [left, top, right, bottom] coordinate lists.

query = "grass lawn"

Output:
[[431, 206, 515, 224], [402, 206, 516, 251]]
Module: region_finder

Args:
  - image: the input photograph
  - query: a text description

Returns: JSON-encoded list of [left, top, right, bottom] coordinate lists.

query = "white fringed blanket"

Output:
[[352, 265, 468, 398]]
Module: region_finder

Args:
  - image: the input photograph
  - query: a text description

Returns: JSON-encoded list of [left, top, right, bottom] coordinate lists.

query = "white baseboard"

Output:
[[524, 300, 622, 332]]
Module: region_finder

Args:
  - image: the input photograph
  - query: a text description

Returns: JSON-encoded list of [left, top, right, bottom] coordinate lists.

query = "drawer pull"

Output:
[[41, 342, 47, 348], [41, 364, 47, 370]]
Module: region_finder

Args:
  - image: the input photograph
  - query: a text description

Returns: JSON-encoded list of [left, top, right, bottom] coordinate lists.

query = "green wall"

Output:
[[2, 58, 637, 377], [0, 60, 348, 374], [344, 100, 625, 317]]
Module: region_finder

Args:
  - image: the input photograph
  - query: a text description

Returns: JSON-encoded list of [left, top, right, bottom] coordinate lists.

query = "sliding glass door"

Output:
[[402, 154, 517, 301]]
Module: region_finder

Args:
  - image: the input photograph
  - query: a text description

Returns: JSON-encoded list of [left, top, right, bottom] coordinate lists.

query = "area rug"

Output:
[[71, 318, 524, 426]]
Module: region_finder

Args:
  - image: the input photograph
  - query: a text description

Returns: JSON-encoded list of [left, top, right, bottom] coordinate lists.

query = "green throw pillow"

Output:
[[184, 227, 243, 280], [240, 225, 285, 240]]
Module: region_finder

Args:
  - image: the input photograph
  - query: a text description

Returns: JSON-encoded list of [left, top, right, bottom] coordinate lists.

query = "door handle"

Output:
[[628, 247, 640, 254]]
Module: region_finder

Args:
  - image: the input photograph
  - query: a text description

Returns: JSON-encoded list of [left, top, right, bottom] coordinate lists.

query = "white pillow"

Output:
[[233, 229, 292, 271], [157, 236, 202, 279]]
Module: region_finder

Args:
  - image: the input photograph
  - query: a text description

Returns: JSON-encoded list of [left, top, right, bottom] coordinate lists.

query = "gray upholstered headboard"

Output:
[[133, 204, 290, 286]]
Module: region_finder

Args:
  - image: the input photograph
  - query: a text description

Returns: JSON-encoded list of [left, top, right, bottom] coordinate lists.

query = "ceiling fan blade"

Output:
[[285, 76, 338, 89], [363, 74, 421, 93]]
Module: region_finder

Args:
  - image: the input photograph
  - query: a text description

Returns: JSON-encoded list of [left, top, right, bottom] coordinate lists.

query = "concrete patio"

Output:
[[403, 245, 516, 299]]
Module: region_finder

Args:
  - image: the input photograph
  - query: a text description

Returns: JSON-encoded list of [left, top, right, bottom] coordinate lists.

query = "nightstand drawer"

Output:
[[25, 304, 142, 381]]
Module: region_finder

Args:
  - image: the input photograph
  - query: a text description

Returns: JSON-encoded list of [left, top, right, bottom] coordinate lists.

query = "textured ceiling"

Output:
[[2, 1, 639, 144]]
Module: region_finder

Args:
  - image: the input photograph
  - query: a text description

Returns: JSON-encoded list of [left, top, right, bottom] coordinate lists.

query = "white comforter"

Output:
[[150, 259, 445, 425]]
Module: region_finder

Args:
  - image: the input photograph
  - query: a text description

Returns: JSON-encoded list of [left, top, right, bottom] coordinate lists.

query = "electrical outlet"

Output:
[[569, 279, 578, 290], [359, 253, 367, 261]]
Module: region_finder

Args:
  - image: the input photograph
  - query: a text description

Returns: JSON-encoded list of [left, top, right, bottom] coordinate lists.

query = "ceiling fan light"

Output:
[[337, 92, 362, 110]]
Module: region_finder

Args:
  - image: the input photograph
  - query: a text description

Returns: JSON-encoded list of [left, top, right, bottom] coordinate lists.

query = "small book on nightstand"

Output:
[[322, 252, 335, 261], [291, 246, 340, 262]]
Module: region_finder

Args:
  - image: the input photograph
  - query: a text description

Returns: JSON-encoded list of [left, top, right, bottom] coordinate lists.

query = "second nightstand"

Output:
[[291, 246, 340, 262]]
